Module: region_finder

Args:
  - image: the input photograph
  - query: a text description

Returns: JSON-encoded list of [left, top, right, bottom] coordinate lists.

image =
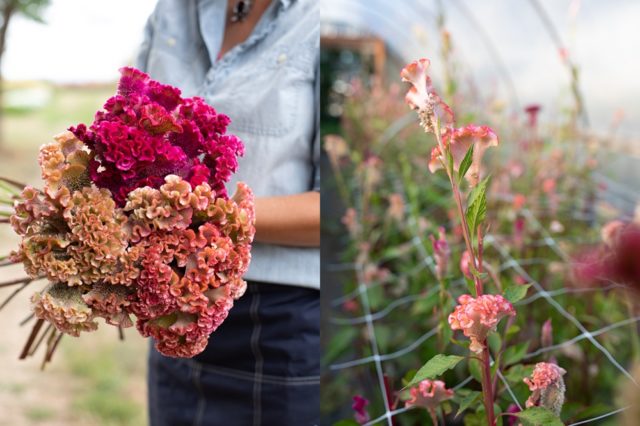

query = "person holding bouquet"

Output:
[[136, 0, 320, 425]]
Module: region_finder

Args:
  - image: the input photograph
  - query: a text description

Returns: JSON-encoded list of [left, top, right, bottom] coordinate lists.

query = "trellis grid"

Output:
[[327, 207, 638, 425]]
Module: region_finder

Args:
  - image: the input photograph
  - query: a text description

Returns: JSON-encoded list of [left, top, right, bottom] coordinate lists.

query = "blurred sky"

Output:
[[3, 0, 156, 83], [322, 0, 640, 137]]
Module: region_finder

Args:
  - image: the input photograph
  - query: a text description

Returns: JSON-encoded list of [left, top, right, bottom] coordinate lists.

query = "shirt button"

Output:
[[277, 53, 287, 64], [167, 37, 176, 47]]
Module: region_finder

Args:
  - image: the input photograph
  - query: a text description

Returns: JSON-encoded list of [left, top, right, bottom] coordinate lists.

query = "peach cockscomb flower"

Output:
[[400, 58, 453, 133], [405, 379, 453, 412], [428, 124, 499, 187], [448, 294, 516, 353], [524, 362, 566, 415]]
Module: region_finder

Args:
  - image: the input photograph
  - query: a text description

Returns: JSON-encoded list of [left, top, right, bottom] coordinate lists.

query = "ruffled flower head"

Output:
[[400, 58, 453, 133], [70, 67, 243, 206], [524, 362, 566, 415], [428, 125, 499, 186], [32, 283, 98, 337], [448, 294, 515, 353], [405, 379, 453, 411]]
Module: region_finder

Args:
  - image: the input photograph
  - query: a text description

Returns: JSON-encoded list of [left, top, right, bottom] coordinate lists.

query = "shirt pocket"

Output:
[[218, 48, 315, 137]]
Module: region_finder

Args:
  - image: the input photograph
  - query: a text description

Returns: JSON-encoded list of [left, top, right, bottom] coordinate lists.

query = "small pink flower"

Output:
[[400, 58, 453, 133], [601, 220, 625, 248], [460, 250, 473, 279], [405, 379, 453, 412], [352, 395, 370, 424], [430, 227, 450, 280], [387, 193, 405, 222], [428, 125, 499, 186], [448, 294, 516, 353], [524, 362, 566, 415], [541, 319, 553, 348]]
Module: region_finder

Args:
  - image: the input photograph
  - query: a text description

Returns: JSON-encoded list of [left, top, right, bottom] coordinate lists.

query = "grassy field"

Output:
[[0, 83, 148, 426]]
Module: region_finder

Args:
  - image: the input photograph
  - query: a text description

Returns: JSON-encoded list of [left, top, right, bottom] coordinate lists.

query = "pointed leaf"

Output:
[[405, 354, 464, 388], [458, 144, 474, 184], [504, 284, 531, 304], [455, 390, 481, 418], [512, 407, 563, 426]]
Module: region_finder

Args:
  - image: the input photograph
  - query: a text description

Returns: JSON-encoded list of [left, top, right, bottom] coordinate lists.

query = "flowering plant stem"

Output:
[[432, 117, 495, 425]]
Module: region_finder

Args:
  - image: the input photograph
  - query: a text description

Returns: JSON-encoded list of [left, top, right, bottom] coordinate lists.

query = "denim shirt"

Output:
[[136, 0, 320, 289]]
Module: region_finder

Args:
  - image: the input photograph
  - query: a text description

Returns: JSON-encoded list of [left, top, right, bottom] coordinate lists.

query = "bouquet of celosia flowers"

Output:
[[0, 67, 255, 364]]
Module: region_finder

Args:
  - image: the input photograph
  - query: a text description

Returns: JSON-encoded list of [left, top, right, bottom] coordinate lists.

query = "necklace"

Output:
[[230, 0, 254, 23]]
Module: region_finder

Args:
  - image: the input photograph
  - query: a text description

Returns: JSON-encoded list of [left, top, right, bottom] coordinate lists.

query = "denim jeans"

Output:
[[148, 282, 320, 426]]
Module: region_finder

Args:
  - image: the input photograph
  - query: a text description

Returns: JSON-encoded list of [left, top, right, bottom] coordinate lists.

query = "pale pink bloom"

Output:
[[514, 216, 526, 250], [352, 395, 370, 424], [400, 58, 453, 133], [448, 294, 516, 353], [542, 178, 556, 194], [601, 220, 625, 248], [387, 193, 405, 222], [512, 194, 526, 211], [428, 125, 499, 186], [324, 134, 349, 168], [430, 227, 450, 280], [404, 379, 453, 412], [342, 208, 359, 237], [550, 220, 564, 233], [460, 250, 473, 279], [524, 362, 566, 415]]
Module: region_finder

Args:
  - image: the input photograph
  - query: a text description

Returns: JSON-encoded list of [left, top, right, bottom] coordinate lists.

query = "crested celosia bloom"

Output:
[[32, 283, 98, 337], [10, 70, 255, 359], [404, 379, 453, 411], [428, 124, 499, 187], [70, 67, 243, 206], [400, 58, 453, 133], [448, 294, 516, 353], [430, 227, 450, 280], [352, 395, 370, 424], [524, 362, 566, 415]]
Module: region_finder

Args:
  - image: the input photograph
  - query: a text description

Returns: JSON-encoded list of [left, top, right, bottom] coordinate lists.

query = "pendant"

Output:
[[231, 0, 253, 23]]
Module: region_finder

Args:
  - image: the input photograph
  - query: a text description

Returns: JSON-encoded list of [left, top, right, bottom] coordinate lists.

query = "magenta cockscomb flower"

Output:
[[428, 124, 499, 187], [430, 227, 450, 280], [448, 294, 515, 353], [405, 379, 453, 411], [352, 395, 370, 424], [524, 104, 542, 128], [400, 58, 453, 133], [70, 67, 243, 206], [524, 362, 566, 415]]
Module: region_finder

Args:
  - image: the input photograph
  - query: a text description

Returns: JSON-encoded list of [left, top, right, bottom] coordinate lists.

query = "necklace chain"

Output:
[[230, 0, 254, 23]]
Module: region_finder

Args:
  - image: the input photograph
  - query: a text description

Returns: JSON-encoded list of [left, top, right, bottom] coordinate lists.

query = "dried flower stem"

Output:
[[29, 324, 53, 357], [0, 281, 30, 310], [19, 318, 45, 359], [0, 176, 27, 191], [0, 276, 37, 289]]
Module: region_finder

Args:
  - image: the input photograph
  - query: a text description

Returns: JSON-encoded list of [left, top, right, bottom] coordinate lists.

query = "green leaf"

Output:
[[458, 144, 474, 184], [405, 355, 464, 388], [455, 391, 481, 418], [488, 332, 502, 356], [333, 420, 360, 426], [322, 327, 357, 364], [503, 342, 530, 367], [504, 284, 531, 304], [465, 176, 489, 238], [512, 407, 563, 426], [468, 357, 483, 383]]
